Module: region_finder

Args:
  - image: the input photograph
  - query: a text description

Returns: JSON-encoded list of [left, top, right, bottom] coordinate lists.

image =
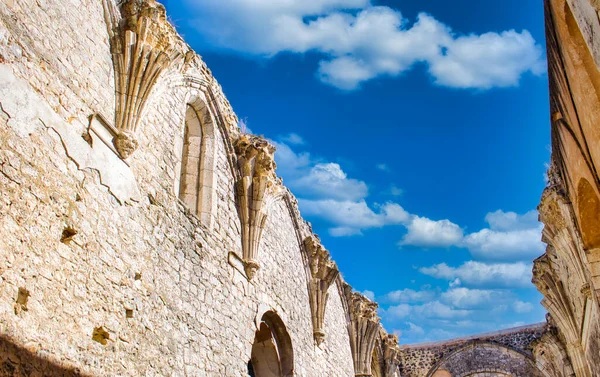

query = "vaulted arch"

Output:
[[425, 341, 543, 377], [250, 311, 294, 377]]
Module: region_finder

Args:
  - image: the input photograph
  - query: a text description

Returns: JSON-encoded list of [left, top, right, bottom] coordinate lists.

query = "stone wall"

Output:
[[1, 0, 600, 376], [0, 0, 372, 375], [398, 324, 546, 377], [532, 1, 600, 376]]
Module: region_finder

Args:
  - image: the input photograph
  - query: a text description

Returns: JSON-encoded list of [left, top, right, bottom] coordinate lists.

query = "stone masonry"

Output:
[[0, 0, 599, 376]]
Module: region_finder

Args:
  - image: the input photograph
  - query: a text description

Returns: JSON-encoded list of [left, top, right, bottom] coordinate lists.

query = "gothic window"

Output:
[[178, 105, 203, 213]]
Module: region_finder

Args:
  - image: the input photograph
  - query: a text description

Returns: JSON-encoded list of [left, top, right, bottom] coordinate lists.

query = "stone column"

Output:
[[382, 333, 401, 377]]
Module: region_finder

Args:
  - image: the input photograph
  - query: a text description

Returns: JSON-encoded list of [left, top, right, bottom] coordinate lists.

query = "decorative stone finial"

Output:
[[304, 236, 339, 345], [344, 285, 381, 376], [234, 134, 278, 280], [104, 0, 181, 159]]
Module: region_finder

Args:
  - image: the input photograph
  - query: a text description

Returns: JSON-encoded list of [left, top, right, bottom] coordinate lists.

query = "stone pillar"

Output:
[[303, 236, 339, 345], [344, 285, 381, 376], [382, 333, 400, 377], [103, 0, 180, 159], [234, 135, 278, 280]]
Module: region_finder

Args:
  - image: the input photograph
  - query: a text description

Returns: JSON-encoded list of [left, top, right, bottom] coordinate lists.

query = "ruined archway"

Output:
[[250, 311, 294, 377], [425, 342, 544, 377]]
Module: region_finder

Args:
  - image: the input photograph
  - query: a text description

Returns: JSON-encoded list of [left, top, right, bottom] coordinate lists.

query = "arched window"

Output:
[[249, 311, 294, 377], [178, 105, 203, 213]]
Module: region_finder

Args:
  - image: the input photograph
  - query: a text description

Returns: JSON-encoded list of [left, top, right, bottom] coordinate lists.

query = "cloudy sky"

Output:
[[163, 0, 550, 344]]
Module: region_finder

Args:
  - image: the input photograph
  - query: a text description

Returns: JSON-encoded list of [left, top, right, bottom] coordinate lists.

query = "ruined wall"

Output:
[[0, 0, 395, 375], [398, 324, 546, 377], [533, 0, 600, 376]]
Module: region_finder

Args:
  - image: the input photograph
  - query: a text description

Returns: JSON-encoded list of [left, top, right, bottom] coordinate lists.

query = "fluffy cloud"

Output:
[[513, 300, 534, 313], [300, 199, 410, 236], [272, 137, 410, 236], [361, 290, 375, 301], [384, 301, 472, 321], [293, 163, 368, 201], [419, 261, 533, 288], [400, 216, 464, 248], [463, 210, 544, 261], [184, 0, 545, 90], [380, 288, 437, 304], [400, 210, 544, 261], [273, 137, 543, 255], [440, 288, 506, 309], [279, 132, 306, 146]]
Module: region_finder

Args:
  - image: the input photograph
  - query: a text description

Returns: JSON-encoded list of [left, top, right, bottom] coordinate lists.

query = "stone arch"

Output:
[[173, 94, 218, 227], [250, 310, 294, 377], [425, 341, 543, 377], [168, 73, 239, 181]]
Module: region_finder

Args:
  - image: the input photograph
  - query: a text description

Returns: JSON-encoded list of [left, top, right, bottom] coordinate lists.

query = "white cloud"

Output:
[[485, 210, 539, 231], [361, 290, 375, 301], [383, 300, 472, 322], [513, 300, 534, 313], [384, 304, 412, 321], [419, 261, 533, 288], [413, 301, 472, 319], [389, 185, 404, 196], [300, 199, 409, 236], [381, 288, 436, 304], [463, 210, 545, 261], [274, 137, 544, 254], [279, 133, 306, 145], [293, 163, 368, 201], [399, 210, 544, 261], [376, 163, 391, 172], [440, 288, 506, 309], [429, 30, 546, 89], [185, 1, 545, 90], [273, 137, 410, 236], [400, 216, 464, 248], [405, 322, 425, 337]]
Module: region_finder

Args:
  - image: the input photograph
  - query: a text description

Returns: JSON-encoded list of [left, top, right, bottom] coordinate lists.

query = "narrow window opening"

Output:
[[178, 105, 203, 213]]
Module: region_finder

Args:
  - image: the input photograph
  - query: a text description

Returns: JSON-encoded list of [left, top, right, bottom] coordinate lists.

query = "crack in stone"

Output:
[[39, 119, 124, 205]]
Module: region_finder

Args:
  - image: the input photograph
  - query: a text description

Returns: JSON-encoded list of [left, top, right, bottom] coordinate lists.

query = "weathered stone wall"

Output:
[[0, 0, 364, 375], [398, 324, 546, 377], [2, 0, 600, 376], [533, 1, 600, 376]]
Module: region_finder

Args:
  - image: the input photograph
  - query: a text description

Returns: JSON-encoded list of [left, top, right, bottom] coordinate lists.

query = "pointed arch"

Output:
[[174, 95, 218, 227], [250, 310, 295, 377]]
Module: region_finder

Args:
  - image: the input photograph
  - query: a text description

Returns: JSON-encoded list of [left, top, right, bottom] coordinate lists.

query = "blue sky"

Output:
[[162, 0, 550, 343]]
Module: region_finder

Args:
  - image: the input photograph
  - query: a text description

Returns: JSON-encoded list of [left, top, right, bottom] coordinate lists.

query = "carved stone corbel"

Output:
[[382, 333, 401, 377], [234, 135, 278, 280], [303, 236, 339, 345], [344, 285, 381, 376], [104, 0, 181, 159]]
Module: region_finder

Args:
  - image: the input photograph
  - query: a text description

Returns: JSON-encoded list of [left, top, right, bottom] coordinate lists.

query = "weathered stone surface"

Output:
[[1, 0, 599, 376], [533, 1, 600, 376], [398, 324, 546, 377]]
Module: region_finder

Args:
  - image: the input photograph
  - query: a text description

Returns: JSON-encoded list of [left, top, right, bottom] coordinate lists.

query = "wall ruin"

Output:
[[0, 0, 599, 376]]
